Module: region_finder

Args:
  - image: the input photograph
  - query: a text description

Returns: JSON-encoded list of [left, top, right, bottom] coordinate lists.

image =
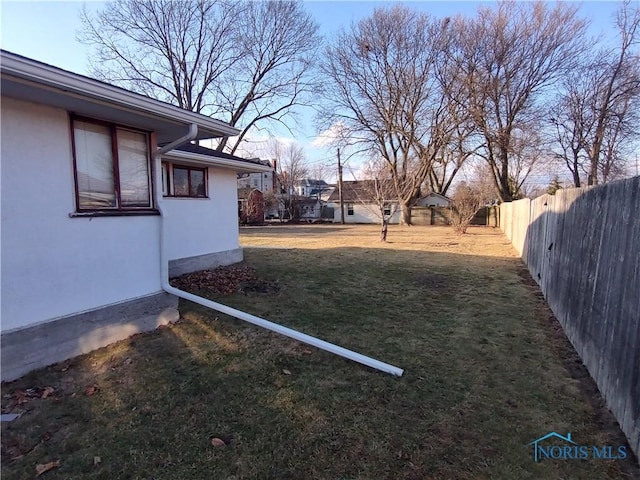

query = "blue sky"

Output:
[[0, 1, 628, 180]]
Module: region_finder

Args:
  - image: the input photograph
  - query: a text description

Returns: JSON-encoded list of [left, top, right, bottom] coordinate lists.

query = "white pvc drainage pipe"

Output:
[[154, 127, 403, 377]]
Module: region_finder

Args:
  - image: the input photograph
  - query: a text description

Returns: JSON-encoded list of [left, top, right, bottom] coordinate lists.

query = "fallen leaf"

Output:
[[93, 456, 101, 466], [211, 437, 226, 447], [124, 358, 133, 366], [14, 390, 28, 405], [35, 460, 59, 476], [84, 385, 99, 396], [282, 369, 291, 375], [41, 387, 55, 399], [301, 349, 313, 355]]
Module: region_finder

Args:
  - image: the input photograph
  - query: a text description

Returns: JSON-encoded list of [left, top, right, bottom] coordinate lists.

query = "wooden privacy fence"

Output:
[[500, 177, 640, 459]]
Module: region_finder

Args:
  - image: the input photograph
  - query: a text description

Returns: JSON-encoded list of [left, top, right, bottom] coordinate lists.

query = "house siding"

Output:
[[415, 194, 451, 208], [330, 203, 401, 224], [1, 97, 165, 332], [1, 97, 242, 334], [162, 166, 241, 261]]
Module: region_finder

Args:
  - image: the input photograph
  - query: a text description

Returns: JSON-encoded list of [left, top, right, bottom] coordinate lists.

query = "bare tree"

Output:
[[449, 176, 494, 235], [270, 140, 309, 221], [428, 39, 479, 197], [239, 188, 264, 225], [320, 5, 454, 225], [549, 68, 594, 187], [584, 1, 640, 185], [79, 0, 320, 154], [357, 160, 398, 242], [549, 2, 640, 186], [598, 93, 639, 182], [448, 2, 588, 201], [215, 1, 321, 153]]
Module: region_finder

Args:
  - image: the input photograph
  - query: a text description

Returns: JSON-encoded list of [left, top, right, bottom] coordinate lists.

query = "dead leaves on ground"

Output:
[[84, 385, 100, 397], [3, 387, 57, 409], [210, 437, 226, 447], [210, 433, 234, 448], [35, 459, 59, 476], [170, 265, 278, 295]]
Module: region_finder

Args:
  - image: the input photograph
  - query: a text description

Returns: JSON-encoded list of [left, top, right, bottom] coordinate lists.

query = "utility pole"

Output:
[[338, 148, 345, 224]]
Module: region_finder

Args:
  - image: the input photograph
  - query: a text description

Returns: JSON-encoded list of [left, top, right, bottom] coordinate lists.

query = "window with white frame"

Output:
[[72, 117, 152, 211], [162, 162, 207, 198], [347, 203, 354, 215]]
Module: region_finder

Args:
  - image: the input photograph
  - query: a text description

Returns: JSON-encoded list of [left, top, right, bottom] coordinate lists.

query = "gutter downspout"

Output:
[[154, 125, 403, 377]]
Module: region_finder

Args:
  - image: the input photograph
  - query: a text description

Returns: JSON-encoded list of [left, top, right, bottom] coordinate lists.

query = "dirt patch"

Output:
[[516, 266, 639, 473], [170, 265, 278, 295]]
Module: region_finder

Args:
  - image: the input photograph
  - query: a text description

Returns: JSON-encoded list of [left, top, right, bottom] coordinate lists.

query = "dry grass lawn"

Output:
[[1, 224, 637, 480]]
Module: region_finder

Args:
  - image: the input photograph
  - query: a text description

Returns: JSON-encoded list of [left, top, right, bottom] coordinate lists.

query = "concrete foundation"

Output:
[[168, 247, 243, 278], [1, 292, 179, 382]]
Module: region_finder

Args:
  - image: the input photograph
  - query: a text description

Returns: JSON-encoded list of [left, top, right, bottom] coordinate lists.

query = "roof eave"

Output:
[[0, 51, 240, 138], [163, 150, 273, 173]]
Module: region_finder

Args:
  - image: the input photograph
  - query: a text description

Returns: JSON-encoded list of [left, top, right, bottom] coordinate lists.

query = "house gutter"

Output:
[[154, 126, 404, 377]]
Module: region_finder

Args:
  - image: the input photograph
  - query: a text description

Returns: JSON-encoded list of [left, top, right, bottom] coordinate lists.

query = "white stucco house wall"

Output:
[[0, 50, 271, 381]]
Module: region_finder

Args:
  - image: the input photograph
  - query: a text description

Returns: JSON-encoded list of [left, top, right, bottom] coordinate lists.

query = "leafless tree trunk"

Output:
[[79, 0, 320, 154], [356, 160, 398, 242]]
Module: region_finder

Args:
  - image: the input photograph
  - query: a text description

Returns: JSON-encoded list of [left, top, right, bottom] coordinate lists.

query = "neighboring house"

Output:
[[0, 50, 271, 381], [415, 192, 452, 208], [295, 178, 331, 198], [237, 159, 277, 193], [237, 159, 278, 219], [298, 196, 323, 221], [325, 180, 401, 224]]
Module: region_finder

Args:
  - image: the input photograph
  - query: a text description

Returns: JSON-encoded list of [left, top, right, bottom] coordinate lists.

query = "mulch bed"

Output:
[[170, 265, 278, 295]]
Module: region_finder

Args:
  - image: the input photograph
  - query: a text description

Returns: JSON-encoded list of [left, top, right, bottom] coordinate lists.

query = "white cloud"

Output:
[[311, 122, 349, 148]]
